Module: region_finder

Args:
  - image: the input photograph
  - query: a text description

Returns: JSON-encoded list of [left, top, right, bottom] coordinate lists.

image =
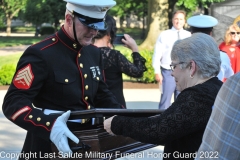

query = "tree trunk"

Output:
[[119, 16, 125, 33], [5, 8, 21, 36], [141, 15, 146, 39], [139, 0, 169, 50], [6, 17, 12, 36]]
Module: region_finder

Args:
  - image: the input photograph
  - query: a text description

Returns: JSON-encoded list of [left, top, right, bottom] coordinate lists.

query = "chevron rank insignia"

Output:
[[13, 64, 34, 89]]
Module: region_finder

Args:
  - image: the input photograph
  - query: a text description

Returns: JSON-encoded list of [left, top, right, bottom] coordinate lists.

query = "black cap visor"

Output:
[[72, 11, 107, 30], [191, 26, 213, 34], [78, 17, 107, 31]]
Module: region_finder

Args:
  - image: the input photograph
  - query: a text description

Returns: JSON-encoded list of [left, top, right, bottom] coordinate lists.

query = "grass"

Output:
[[0, 36, 44, 48], [0, 52, 138, 82], [0, 46, 139, 83], [0, 36, 143, 48], [0, 53, 22, 68], [0, 26, 36, 33], [0, 27, 145, 48], [0, 27, 146, 83]]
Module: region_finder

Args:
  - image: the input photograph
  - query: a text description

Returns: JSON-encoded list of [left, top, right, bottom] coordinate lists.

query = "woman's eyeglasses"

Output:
[[170, 62, 185, 71], [230, 32, 240, 35]]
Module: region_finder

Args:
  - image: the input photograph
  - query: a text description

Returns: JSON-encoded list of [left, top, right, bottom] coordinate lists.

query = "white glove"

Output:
[[50, 110, 79, 154]]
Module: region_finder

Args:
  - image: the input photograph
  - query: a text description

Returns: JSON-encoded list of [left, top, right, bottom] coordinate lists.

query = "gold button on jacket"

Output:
[[46, 122, 50, 126], [73, 43, 77, 48], [80, 63, 83, 68]]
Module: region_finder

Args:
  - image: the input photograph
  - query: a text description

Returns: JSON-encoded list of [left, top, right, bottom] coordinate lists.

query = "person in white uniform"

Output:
[[152, 10, 191, 109], [187, 14, 233, 81]]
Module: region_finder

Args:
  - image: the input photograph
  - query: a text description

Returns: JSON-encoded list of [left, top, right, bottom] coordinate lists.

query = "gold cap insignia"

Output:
[[101, 7, 109, 12]]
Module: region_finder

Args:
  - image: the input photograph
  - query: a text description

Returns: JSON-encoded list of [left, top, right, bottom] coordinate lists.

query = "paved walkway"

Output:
[[0, 45, 29, 56], [0, 32, 35, 37], [0, 32, 33, 56]]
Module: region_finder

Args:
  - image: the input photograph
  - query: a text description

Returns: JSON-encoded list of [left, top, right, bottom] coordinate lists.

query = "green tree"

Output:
[[109, 0, 148, 28], [22, 0, 51, 35], [0, 0, 27, 36], [46, 0, 65, 31], [176, 0, 225, 17], [0, 12, 4, 27], [22, 0, 65, 34]]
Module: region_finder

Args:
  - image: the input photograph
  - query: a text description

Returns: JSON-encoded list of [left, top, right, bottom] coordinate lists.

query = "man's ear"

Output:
[[65, 14, 73, 26], [210, 31, 213, 36]]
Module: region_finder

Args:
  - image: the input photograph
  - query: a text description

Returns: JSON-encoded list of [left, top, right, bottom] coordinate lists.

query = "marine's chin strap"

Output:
[[72, 15, 80, 45]]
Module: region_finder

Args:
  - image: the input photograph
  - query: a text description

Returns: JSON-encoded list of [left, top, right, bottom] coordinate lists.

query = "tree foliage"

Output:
[[109, 0, 148, 27], [0, 64, 16, 85], [22, 0, 65, 31], [46, 0, 65, 31], [176, 0, 225, 17], [110, 0, 148, 17], [0, 0, 27, 35], [23, 0, 51, 27]]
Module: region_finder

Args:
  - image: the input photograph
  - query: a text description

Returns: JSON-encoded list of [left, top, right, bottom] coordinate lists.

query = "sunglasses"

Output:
[[230, 32, 240, 35]]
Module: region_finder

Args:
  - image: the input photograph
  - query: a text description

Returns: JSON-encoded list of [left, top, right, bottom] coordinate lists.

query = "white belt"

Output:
[[44, 109, 83, 123], [32, 104, 89, 123]]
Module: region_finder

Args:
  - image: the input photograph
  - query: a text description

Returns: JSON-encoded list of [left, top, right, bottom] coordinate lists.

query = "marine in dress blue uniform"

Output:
[[2, 0, 122, 158]]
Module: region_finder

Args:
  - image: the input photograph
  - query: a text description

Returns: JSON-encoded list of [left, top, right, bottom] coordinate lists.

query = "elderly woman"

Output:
[[104, 33, 222, 160]]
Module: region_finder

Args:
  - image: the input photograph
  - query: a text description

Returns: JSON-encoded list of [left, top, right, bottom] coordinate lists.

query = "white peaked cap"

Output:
[[187, 14, 218, 28], [64, 0, 116, 19]]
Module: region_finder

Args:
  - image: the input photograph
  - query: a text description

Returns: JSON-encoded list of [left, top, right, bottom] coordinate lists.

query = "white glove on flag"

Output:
[[50, 110, 79, 154]]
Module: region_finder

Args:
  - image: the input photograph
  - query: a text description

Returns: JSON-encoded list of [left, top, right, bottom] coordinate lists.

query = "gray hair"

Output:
[[171, 33, 220, 78]]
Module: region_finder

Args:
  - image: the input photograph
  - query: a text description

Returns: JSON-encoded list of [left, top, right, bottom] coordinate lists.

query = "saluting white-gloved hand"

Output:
[[50, 110, 79, 154]]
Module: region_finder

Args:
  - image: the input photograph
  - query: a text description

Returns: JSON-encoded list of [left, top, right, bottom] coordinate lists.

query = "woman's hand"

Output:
[[104, 115, 116, 135], [122, 34, 139, 52]]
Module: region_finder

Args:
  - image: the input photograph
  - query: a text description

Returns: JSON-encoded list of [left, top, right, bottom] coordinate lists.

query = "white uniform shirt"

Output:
[[217, 51, 234, 81], [152, 27, 191, 73]]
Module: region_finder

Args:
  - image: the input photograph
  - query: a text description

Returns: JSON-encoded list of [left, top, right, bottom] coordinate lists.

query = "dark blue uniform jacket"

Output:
[[2, 26, 122, 158]]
